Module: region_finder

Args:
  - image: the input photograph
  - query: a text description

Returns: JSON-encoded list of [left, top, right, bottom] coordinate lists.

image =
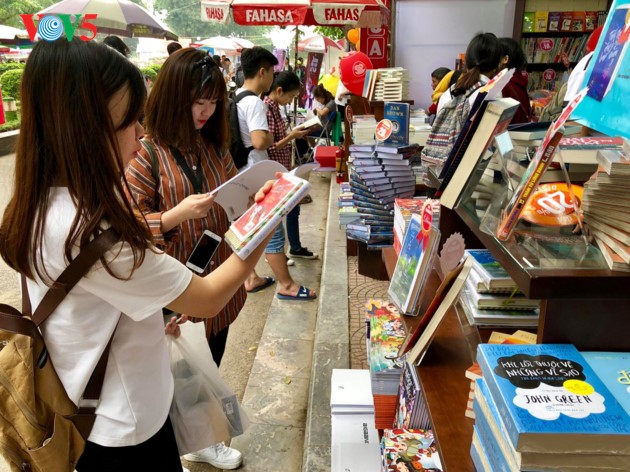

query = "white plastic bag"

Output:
[[168, 321, 249, 455]]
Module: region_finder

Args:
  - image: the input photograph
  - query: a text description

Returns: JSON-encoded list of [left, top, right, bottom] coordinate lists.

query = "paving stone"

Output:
[[242, 375, 310, 427], [263, 300, 317, 341], [231, 424, 305, 472], [250, 337, 314, 379], [302, 446, 331, 472]]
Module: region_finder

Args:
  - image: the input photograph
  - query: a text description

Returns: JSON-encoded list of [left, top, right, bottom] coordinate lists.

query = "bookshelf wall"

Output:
[[513, 0, 612, 91]]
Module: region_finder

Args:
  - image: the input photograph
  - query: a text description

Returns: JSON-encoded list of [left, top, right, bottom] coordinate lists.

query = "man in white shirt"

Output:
[[234, 47, 277, 168]]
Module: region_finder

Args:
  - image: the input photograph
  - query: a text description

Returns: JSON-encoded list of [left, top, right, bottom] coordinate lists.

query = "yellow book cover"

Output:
[[534, 11, 549, 32]]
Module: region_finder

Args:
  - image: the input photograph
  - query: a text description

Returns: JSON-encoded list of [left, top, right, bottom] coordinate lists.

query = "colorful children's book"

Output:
[[381, 429, 442, 471], [388, 215, 440, 315], [522, 12, 535, 32], [384, 102, 411, 146], [548, 11, 562, 31], [571, 11, 586, 31], [560, 11, 574, 32], [582, 351, 630, 415], [225, 173, 310, 258], [477, 343, 630, 454], [534, 11, 549, 32], [393, 361, 425, 430], [585, 10, 598, 31]]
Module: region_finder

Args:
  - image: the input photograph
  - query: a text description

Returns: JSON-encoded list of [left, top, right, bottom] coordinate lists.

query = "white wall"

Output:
[[395, 0, 517, 110]]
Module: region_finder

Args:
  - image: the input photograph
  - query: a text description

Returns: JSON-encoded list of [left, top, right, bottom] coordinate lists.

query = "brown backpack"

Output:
[[0, 228, 119, 472]]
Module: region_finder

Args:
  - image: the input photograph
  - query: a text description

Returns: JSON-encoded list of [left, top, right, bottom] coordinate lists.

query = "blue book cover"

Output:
[[384, 102, 410, 146], [477, 343, 630, 454], [573, 0, 630, 140], [582, 351, 630, 416], [388, 214, 424, 313], [470, 427, 496, 472]]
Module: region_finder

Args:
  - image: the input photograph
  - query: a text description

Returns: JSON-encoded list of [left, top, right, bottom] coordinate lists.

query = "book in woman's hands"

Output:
[[296, 115, 322, 130], [225, 173, 311, 259]]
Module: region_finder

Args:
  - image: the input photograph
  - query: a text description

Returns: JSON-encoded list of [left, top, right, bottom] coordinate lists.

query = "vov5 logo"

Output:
[[20, 14, 98, 41]]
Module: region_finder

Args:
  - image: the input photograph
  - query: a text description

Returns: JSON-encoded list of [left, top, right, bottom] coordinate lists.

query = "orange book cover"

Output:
[[572, 11, 586, 32], [560, 11, 574, 32], [585, 11, 598, 31]]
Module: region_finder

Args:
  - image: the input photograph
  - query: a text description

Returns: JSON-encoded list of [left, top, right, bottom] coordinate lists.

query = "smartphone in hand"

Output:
[[186, 230, 222, 273]]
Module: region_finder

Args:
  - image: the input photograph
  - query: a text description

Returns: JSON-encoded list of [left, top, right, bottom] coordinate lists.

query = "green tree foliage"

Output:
[[0, 69, 23, 100], [141, 66, 157, 81], [0, 0, 56, 28], [0, 63, 24, 79], [314, 26, 344, 40]]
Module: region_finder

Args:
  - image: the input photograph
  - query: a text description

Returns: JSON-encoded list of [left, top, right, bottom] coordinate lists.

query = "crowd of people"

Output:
[[0, 35, 330, 471]]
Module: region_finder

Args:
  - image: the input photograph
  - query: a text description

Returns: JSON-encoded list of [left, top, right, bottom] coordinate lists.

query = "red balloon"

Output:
[[339, 51, 373, 97]]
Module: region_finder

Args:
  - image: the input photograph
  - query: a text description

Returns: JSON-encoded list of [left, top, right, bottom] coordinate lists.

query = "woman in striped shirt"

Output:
[[124, 49, 246, 467]]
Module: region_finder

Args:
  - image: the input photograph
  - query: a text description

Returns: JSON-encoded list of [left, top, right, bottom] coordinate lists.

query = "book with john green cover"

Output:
[[477, 343, 630, 455], [384, 102, 410, 146]]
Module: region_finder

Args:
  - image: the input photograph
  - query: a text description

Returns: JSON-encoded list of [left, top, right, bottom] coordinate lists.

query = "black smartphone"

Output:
[[185, 230, 222, 274]]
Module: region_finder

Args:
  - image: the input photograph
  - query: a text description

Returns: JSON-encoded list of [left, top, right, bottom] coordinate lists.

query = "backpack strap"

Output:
[[140, 140, 161, 210], [32, 228, 120, 327]]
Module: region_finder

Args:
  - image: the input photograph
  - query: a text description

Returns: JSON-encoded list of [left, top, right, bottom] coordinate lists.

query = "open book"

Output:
[[296, 115, 322, 130], [224, 173, 311, 259], [211, 160, 319, 221]]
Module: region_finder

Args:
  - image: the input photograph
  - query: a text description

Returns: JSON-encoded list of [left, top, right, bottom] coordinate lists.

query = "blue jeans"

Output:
[[286, 205, 301, 252], [265, 222, 286, 254]]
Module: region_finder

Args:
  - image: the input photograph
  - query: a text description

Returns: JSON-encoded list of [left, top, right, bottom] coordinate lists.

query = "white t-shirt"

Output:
[[335, 81, 349, 107], [235, 87, 269, 167], [28, 187, 192, 447]]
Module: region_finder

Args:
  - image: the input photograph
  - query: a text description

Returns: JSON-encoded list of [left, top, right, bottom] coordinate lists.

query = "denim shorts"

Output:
[[265, 222, 286, 254]]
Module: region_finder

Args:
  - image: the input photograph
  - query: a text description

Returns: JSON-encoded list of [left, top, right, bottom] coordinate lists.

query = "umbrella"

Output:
[[0, 25, 28, 41], [197, 36, 254, 52], [38, 0, 177, 40], [297, 34, 342, 53]]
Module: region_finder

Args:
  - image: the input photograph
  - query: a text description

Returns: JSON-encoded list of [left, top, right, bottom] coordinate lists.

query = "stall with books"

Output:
[[334, 0, 630, 469]]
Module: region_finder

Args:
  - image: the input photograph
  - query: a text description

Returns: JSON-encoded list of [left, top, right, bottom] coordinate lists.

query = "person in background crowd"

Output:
[[103, 35, 130, 57], [427, 67, 451, 117], [167, 41, 182, 56], [0, 37, 273, 471], [307, 84, 337, 146], [125, 49, 246, 469], [437, 32, 503, 114], [499, 37, 532, 123], [283, 57, 293, 72], [212, 54, 226, 78], [222, 57, 234, 79], [264, 71, 319, 263]]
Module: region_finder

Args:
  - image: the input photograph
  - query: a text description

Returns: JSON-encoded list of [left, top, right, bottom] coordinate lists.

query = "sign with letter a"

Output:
[[359, 26, 388, 69]]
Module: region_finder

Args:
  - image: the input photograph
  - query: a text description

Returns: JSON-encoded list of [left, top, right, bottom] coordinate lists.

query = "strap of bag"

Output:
[[32, 228, 120, 326], [233, 90, 257, 154], [169, 147, 204, 194]]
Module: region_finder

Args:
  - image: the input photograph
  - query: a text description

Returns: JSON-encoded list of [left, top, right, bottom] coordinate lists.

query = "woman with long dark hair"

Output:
[[0, 38, 271, 470]]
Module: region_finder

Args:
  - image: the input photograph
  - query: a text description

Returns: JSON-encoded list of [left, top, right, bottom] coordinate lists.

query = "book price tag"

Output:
[[375, 119, 393, 142]]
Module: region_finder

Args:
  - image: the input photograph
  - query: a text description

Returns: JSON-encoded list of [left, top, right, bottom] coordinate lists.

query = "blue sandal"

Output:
[[276, 285, 317, 301], [247, 276, 275, 293]]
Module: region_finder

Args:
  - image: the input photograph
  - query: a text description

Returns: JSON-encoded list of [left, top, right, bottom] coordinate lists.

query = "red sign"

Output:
[[302, 52, 324, 109], [543, 68, 557, 82], [232, 5, 307, 25], [359, 26, 388, 69], [375, 119, 393, 141], [540, 38, 554, 51]]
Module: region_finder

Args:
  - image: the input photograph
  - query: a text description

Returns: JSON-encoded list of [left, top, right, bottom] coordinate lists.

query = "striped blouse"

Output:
[[124, 137, 246, 334]]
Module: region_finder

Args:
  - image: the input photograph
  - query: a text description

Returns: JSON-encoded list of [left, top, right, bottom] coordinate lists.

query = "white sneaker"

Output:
[[183, 443, 243, 469]]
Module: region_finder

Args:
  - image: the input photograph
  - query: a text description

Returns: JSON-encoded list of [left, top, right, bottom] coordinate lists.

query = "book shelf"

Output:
[[381, 197, 630, 470], [511, 0, 613, 91]]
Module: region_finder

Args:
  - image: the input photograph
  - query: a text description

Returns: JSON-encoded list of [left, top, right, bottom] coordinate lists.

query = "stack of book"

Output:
[[363, 68, 410, 102], [393, 198, 427, 255], [352, 114, 377, 144], [464, 330, 536, 420], [393, 360, 430, 430], [331, 369, 381, 472], [346, 143, 418, 248], [366, 299, 406, 429], [473, 343, 630, 471], [461, 249, 540, 328], [381, 429, 443, 471], [583, 144, 630, 271]]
